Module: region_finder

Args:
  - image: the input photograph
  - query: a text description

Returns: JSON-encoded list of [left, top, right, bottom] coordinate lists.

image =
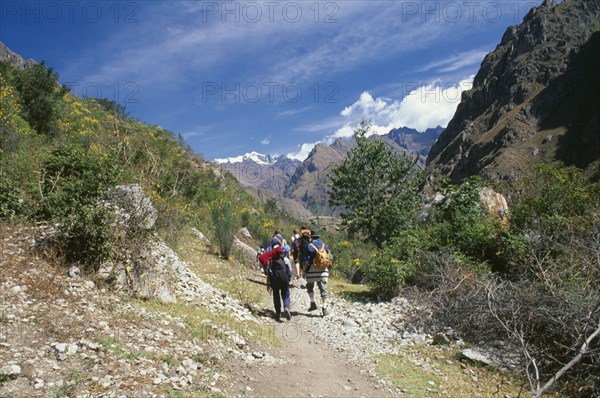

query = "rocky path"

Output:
[[5, 225, 510, 398], [224, 271, 435, 397]]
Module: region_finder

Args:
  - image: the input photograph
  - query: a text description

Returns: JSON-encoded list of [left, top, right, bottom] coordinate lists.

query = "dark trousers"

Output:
[[272, 283, 290, 314]]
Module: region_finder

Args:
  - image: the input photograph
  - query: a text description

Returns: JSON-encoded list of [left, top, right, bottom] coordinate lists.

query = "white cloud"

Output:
[[287, 77, 474, 161], [420, 49, 489, 73], [340, 92, 388, 117], [278, 106, 313, 117], [260, 135, 271, 145], [287, 142, 318, 161], [333, 77, 474, 134]]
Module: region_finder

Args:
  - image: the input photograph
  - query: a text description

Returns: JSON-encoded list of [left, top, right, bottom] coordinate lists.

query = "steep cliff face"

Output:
[[0, 41, 36, 69], [425, 0, 600, 189]]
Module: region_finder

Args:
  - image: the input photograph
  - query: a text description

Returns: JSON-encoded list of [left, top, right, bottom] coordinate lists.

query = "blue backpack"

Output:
[[268, 257, 290, 288]]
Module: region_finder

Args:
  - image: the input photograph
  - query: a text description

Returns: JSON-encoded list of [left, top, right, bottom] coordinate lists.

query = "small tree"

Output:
[[16, 61, 67, 136], [329, 122, 422, 248], [209, 198, 238, 259]]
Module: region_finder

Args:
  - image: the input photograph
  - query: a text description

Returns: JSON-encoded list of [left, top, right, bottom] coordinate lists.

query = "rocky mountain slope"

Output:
[[425, 0, 600, 190], [218, 126, 443, 218], [215, 154, 312, 219], [0, 41, 36, 70]]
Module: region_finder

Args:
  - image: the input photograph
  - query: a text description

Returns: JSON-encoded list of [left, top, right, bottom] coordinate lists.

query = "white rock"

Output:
[[0, 364, 21, 377], [68, 266, 81, 278], [55, 343, 68, 353], [67, 344, 78, 355], [34, 378, 45, 390]]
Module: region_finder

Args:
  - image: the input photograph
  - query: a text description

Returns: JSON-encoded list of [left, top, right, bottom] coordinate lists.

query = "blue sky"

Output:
[[1, 0, 541, 161]]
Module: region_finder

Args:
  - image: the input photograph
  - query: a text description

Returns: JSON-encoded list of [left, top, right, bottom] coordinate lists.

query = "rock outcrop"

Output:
[[426, 0, 600, 190], [0, 41, 36, 69]]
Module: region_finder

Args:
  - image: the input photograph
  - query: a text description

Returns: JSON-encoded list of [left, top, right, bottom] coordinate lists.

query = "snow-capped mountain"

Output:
[[214, 151, 280, 166], [214, 126, 443, 218], [214, 151, 301, 195]]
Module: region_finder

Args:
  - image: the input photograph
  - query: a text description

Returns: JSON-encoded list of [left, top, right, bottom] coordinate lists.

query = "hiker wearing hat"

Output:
[[302, 231, 331, 316]]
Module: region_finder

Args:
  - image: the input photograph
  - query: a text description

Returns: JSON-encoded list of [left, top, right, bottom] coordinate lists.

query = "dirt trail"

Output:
[[230, 273, 392, 398]]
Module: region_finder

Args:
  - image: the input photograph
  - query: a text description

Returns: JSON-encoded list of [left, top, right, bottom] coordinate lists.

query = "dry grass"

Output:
[[175, 231, 269, 311], [374, 344, 537, 398]]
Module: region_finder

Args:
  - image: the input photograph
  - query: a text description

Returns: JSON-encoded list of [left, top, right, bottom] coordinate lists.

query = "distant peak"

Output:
[[214, 151, 285, 165]]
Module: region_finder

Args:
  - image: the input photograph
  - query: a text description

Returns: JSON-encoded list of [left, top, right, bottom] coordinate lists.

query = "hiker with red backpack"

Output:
[[302, 231, 332, 316], [266, 244, 292, 322]]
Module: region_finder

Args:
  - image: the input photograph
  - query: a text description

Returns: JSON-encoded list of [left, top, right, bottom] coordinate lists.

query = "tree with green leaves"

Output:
[[16, 61, 67, 136], [328, 122, 422, 248]]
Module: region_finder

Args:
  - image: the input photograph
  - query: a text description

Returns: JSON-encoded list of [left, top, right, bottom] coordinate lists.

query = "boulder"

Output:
[[478, 187, 509, 226], [109, 184, 157, 230], [191, 228, 209, 242], [233, 236, 259, 263], [239, 227, 252, 239]]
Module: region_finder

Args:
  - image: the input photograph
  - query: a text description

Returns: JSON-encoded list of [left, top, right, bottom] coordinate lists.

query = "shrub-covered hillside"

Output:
[[0, 60, 288, 266], [328, 123, 600, 397]]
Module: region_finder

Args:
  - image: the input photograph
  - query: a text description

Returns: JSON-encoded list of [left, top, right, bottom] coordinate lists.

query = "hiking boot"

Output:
[[308, 302, 317, 311], [284, 308, 292, 320], [322, 307, 328, 316], [275, 312, 281, 322]]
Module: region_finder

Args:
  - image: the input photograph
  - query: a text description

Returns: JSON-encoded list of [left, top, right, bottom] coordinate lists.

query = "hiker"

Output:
[[269, 229, 287, 249], [298, 225, 311, 279], [302, 231, 331, 316], [266, 245, 292, 322], [290, 229, 300, 279]]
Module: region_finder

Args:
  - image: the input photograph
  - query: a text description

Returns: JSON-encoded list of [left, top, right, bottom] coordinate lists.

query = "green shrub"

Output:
[[430, 178, 504, 271], [327, 237, 372, 281], [365, 229, 429, 299], [15, 61, 67, 136], [58, 205, 115, 270], [0, 173, 24, 219], [209, 198, 238, 259], [511, 163, 600, 235], [38, 145, 118, 220], [37, 145, 119, 267]]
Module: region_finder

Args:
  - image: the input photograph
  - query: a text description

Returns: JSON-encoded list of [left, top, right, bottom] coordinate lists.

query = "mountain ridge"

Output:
[[425, 0, 600, 190], [217, 126, 444, 217]]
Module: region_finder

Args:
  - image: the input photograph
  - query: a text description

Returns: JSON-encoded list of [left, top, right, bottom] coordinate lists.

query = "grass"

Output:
[[374, 345, 526, 398], [139, 298, 279, 348], [163, 232, 279, 347], [328, 278, 376, 302], [50, 368, 90, 398], [163, 386, 226, 398]]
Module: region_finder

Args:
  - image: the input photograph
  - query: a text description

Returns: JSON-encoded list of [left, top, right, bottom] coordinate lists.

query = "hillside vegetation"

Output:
[[329, 123, 600, 397], [0, 60, 297, 266]]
